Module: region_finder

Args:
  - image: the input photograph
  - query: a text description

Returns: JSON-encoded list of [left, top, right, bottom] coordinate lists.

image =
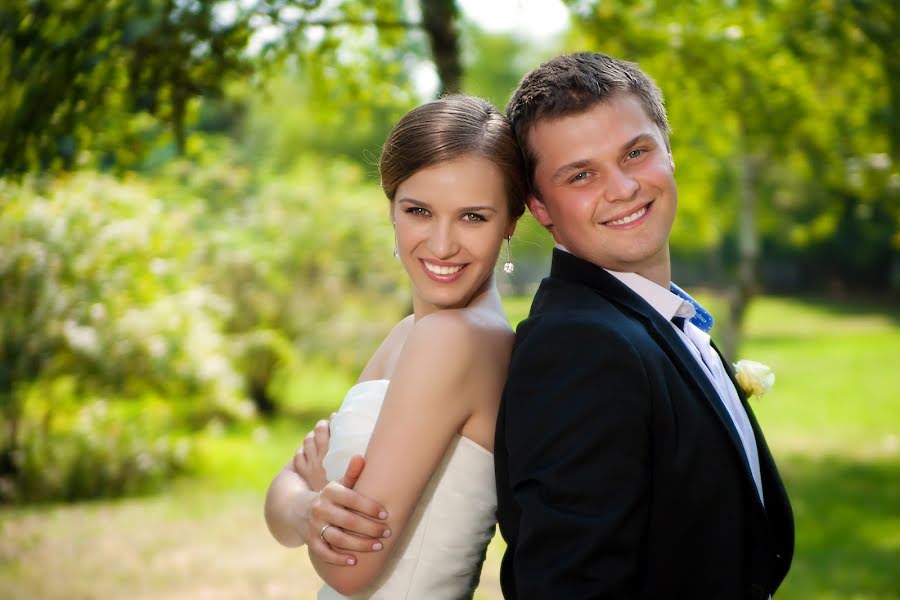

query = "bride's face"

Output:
[[391, 154, 515, 317]]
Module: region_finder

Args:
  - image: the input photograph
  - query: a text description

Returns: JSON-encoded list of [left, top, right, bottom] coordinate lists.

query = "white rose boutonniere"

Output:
[[733, 359, 775, 399]]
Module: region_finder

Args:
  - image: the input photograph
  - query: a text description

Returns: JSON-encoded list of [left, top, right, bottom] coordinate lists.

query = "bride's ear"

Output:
[[504, 218, 517, 240]]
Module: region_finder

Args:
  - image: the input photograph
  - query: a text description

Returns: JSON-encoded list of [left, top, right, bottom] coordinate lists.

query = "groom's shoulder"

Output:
[[525, 276, 625, 326], [514, 288, 628, 347]]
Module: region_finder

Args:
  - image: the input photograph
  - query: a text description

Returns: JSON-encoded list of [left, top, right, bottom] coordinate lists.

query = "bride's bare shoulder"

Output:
[[357, 315, 415, 382], [412, 308, 514, 367]]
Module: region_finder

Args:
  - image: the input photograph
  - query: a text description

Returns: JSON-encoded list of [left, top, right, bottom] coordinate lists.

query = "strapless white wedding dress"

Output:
[[318, 379, 497, 600]]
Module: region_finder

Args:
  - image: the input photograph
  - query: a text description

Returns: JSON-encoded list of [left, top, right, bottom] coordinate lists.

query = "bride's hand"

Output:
[[294, 419, 332, 492], [307, 454, 393, 566]]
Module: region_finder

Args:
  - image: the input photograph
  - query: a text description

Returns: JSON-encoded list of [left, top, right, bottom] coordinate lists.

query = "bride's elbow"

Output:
[[317, 563, 380, 596], [329, 579, 367, 597]]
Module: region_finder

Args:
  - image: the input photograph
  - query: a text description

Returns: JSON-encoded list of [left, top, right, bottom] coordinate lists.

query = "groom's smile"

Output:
[[601, 201, 652, 228]]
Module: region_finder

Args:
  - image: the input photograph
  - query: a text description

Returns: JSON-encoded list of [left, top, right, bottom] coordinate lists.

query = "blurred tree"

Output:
[[0, 0, 252, 174], [0, 0, 463, 176]]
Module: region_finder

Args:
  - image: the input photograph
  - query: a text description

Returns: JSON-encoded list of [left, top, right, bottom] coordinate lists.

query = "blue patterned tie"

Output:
[[669, 283, 714, 333]]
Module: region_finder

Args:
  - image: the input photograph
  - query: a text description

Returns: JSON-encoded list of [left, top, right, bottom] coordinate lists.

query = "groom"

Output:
[[493, 52, 794, 599]]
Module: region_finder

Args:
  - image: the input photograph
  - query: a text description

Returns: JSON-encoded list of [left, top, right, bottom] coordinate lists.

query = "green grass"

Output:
[[741, 297, 900, 457], [1, 294, 897, 599]]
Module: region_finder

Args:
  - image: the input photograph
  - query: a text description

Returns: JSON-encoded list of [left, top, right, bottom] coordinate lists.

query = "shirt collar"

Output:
[[553, 244, 712, 331], [605, 270, 694, 322]]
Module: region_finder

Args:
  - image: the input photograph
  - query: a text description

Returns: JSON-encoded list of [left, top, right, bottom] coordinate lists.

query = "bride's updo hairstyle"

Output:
[[380, 95, 527, 221]]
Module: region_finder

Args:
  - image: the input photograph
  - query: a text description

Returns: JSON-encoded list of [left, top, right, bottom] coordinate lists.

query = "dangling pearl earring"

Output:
[[503, 236, 514, 274], [392, 222, 399, 259]]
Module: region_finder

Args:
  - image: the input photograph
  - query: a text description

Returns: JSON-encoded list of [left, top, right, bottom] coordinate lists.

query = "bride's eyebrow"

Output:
[[396, 198, 430, 208]]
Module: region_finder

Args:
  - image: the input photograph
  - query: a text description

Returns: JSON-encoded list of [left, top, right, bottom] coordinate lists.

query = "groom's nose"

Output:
[[603, 167, 639, 202]]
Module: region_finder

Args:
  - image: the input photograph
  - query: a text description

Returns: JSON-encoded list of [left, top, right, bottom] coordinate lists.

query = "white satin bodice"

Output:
[[318, 379, 497, 600]]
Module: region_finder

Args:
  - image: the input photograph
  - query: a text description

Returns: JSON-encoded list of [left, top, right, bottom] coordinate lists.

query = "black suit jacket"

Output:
[[495, 249, 794, 600]]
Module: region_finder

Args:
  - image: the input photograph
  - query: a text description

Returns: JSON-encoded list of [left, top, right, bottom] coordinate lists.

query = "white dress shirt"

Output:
[[605, 270, 765, 505]]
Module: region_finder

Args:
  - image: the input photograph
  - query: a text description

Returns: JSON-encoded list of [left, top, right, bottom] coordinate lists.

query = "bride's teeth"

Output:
[[609, 206, 647, 225], [424, 262, 463, 276]]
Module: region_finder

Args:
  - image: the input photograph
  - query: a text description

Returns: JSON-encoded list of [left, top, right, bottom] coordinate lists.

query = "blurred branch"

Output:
[[299, 18, 419, 29]]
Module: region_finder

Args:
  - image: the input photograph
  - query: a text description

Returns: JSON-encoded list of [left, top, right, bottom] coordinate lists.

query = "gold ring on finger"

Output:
[[319, 524, 333, 542]]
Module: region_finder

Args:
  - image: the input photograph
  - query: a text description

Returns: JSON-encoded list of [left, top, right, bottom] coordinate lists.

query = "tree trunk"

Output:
[[723, 152, 760, 360], [172, 93, 187, 155], [419, 0, 463, 95], [0, 396, 21, 479]]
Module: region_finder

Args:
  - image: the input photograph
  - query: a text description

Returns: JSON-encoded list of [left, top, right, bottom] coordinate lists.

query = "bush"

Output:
[[1, 380, 191, 503], [0, 161, 409, 501], [0, 173, 250, 501]]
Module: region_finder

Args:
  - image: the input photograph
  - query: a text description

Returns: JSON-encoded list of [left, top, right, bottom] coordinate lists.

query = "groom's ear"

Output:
[[526, 193, 553, 229]]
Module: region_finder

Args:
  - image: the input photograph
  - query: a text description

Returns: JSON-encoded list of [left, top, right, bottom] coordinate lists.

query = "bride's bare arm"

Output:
[[264, 421, 390, 564], [309, 312, 489, 595]]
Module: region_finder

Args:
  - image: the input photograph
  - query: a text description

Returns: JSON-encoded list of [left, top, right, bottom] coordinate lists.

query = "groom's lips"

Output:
[[602, 201, 653, 228]]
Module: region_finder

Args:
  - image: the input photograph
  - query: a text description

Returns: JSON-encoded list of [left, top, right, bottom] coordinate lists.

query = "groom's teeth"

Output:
[[424, 262, 463, 275], [608, 206, 647, 225]]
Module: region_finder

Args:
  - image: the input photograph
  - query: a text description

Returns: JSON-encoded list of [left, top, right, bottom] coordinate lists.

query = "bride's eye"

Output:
[[462, 212, 487, 222], [407, 207, 429, 217]]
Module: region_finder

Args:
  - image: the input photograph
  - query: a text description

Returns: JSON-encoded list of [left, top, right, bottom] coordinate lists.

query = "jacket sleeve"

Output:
[[504, 315, 653, 599]]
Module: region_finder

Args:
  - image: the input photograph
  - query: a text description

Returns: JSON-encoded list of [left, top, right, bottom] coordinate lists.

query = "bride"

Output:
[[264, 94, 527, 598]]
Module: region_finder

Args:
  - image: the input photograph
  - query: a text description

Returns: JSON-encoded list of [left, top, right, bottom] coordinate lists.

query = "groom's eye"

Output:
[[570, 172, 589, 183]]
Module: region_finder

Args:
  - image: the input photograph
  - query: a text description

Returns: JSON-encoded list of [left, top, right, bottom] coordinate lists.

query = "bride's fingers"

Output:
[[321, 526, 386, 553], [303, 430, 318, 462], [313, 419, 330, 455], [313, 500, 391, 540], [323, 481, 389, 523], [309, 535, 358, 566], [294, 446, 306, 471]]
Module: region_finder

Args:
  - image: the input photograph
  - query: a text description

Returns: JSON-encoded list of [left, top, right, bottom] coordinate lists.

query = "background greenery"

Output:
[[0, 0, 897, 597]]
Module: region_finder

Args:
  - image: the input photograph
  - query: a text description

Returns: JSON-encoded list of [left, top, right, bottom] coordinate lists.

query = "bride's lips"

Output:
[[420, 259, 468, 283], [602, 201, 653, 229]]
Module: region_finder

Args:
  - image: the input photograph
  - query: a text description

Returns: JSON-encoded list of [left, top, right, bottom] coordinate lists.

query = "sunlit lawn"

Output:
[[0, 295, 897, 599]]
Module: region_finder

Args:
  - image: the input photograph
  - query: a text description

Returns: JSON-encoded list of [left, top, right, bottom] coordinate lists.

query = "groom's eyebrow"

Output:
[[622, 133, 657, 151]]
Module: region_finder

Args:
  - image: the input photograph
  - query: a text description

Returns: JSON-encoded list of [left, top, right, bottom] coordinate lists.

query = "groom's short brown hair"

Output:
[[506, 52, 670, 196]]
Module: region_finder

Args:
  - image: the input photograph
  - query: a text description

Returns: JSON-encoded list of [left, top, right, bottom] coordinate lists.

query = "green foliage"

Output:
[[5, 385, 191, 503], [236, 70, 414, 174], [193, 154, 407, 372], [0, 173, 249, 419], [0, 153, 406, 501], [0, 0, 255, 174], [0, 0, 429, 175]]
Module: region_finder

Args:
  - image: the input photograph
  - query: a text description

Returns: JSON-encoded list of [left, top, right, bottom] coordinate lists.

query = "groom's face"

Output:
[[526, 93, 677, 280]]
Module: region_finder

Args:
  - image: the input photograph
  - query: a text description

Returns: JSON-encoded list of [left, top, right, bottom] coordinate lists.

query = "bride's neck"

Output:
[[412, 275, 503, 322]]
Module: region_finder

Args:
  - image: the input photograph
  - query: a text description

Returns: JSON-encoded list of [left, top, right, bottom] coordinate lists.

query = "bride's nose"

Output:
[[426, 221, 460, 259]]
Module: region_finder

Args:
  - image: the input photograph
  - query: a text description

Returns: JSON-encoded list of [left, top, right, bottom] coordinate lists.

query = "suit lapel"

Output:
[[714, 342, 794, 517], [548, 250, 765, 510]]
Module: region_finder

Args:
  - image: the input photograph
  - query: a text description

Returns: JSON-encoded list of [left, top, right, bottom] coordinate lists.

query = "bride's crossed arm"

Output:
[[311, 311, 496, 596], [264, 421, 390, 566]]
